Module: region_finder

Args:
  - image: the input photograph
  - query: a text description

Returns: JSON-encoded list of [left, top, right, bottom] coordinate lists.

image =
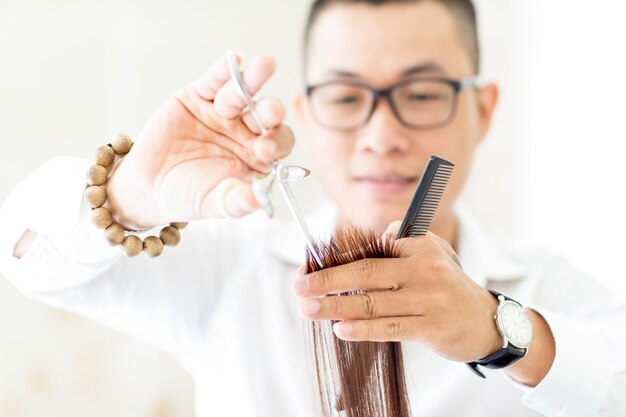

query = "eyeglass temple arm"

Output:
[[459, 75, 483, 89]]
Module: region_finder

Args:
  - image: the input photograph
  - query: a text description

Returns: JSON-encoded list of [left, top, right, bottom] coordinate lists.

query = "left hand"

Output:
[[292, 221, 502, 363]]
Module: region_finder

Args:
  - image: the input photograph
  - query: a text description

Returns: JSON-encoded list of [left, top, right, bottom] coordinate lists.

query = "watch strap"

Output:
[[466, 290, 527, 378], [466, 343, 526, 378]]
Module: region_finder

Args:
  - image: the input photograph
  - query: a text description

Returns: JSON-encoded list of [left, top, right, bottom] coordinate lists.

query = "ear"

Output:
[[292, 89, 312, 148], [476, 83, 499, 144], [292, 89, 307, 125]]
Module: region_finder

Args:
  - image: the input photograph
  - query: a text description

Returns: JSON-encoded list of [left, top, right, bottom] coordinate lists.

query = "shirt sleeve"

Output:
[[0, 157, 122, 292], [0, 157, 263, 367], [505, 256, 626, 416]]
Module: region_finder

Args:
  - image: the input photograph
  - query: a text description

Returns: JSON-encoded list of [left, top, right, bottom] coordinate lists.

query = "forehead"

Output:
[[306, 2, 473, 84]]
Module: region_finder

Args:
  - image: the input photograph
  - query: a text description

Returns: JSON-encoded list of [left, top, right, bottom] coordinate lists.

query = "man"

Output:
[[1, 0, 625, 416]]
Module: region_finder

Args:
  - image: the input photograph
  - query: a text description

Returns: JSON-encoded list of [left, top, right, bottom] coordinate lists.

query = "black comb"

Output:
[[396, 156, 454, 239]]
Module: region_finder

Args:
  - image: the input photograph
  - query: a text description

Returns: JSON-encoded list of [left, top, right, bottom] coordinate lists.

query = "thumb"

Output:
[[206, 178, 260, 218], [381, 220, 403, 242]]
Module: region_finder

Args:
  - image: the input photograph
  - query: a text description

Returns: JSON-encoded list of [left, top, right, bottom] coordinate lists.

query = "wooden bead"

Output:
[[122, 235, 143, 257], [92, 207, 113, 229], [87, 164, 108, 186], [159, 226, 181, 246], [85, 186, 107, 208], [111, 134, 133, 155], [95, 145, 115, 167], [143, 236, 164, 257], [86, 135, 184, 257], [104, 223, 125, 246]]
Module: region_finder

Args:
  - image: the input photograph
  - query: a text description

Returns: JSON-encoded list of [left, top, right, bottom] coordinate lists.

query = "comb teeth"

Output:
[[397, 156, 454, 239]]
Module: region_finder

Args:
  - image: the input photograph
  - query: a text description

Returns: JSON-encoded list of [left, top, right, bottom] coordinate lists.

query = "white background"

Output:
[[0, 0, 624, 415]]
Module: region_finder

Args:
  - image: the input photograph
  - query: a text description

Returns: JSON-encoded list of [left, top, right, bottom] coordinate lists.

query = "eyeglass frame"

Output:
[[305, 76, 482, 132]]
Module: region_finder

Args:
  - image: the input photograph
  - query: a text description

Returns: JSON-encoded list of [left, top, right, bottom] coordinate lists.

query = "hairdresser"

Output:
[[1, 0, 625, 416]]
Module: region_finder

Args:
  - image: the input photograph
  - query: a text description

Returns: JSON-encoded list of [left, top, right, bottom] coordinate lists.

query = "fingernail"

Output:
[[292, 277, 309, 296], [333, 322, 353, 337], [301, 299, 320, 315], [262, 139, 278, 159], [265, 139, 277, 155], [255, 138, 277, 158]]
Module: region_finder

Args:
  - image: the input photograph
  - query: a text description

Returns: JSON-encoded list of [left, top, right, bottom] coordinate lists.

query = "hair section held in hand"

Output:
[[305, 228, 411, 417]]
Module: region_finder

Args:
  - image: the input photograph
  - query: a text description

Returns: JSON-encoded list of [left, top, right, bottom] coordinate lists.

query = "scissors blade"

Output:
[[277, 179, 325, 269], [226, 49, 322, 267]]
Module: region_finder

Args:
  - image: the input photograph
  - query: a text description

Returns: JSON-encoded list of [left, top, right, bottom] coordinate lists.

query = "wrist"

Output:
[[467, 291, 537, 379], [505, 309, 555, 387], [85, 135, 186, 258], [105, 157, 155, 231], [479, 288, 504, 359]]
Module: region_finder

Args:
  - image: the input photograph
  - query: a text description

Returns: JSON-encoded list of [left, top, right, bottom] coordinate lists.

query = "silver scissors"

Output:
[[226, 49, 325, 269]]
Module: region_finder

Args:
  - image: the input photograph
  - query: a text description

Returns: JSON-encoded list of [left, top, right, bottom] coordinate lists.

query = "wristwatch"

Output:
[[467, 290, 534, 378]]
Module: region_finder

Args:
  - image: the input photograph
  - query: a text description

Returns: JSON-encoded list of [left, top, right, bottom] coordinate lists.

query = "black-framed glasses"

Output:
[[305, 76, 480, 131]]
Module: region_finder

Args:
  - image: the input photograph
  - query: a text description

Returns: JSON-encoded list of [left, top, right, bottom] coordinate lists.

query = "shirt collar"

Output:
[[268, 201, 529, 286], [454, 204, 530, 286]]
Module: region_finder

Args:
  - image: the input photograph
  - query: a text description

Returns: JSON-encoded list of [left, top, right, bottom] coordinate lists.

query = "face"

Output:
[[294, 1, 498, 237]]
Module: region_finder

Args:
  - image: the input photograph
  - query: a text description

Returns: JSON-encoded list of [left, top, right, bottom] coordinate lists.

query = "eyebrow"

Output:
[[324, 61, 447, 79]]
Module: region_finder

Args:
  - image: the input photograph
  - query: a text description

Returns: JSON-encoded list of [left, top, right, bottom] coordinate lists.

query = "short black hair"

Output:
[[304, 0, 480, 74]]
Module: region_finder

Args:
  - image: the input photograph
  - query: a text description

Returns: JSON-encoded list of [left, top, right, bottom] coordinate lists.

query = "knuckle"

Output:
[[355, 258, 375, 284], [360, 292, 376, 319], [383, 320, 406, 340], [315, 269, 333, 293], [427, 260, 449, 276]]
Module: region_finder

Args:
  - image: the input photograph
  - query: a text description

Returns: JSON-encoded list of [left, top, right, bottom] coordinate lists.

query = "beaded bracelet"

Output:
[[85, 134, 186, 257]]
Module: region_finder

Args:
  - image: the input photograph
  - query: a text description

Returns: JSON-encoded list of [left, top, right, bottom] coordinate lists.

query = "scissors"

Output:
[[226, 49, 325, 269]]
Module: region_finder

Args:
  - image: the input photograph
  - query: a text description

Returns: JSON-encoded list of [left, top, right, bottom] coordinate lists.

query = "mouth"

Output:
[[353, 173, 419, 194]]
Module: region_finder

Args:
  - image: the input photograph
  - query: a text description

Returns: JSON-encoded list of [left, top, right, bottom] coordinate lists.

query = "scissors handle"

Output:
[[226, 49, 324, 268], [226, 49, 268, 135]]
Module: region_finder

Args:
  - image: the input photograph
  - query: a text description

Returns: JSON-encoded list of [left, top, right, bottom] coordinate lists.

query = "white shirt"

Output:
[[1, 157, 625, 417]]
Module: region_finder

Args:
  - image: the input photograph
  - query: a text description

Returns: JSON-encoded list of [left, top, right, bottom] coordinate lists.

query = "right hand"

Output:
[[106, 52, 294, 230]]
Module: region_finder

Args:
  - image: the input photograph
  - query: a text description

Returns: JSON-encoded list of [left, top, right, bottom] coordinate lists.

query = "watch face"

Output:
[[498, 301, 533, 348]]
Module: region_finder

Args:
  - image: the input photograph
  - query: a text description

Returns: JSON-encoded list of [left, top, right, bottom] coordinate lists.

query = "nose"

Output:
[[355, 97, 412, 156]]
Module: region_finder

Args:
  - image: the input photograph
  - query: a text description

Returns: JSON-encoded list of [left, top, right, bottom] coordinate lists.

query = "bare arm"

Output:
[[505, 309, 555, 387], [12, 229, 37, 259]]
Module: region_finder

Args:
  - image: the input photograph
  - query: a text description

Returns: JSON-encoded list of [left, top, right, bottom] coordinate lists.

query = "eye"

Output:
[[327, 95, 361, 105], [408, 93, 443, 102]]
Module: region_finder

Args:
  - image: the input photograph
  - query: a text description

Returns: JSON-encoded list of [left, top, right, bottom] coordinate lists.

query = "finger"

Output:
[[381, 220, 403, 241], [203, 177, 260, 218], [250, 125, 295, 164], [241, 98, 285, 134], [222, 179, 260, 217], [192, 52, 242, 101], [296, 264, 308, 276], [213, 55, 276, 119], [426, 231, 462, 267], [292, 257, 406, 298], [299, 289, 422, 321], [333, 317, 423, 342]]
